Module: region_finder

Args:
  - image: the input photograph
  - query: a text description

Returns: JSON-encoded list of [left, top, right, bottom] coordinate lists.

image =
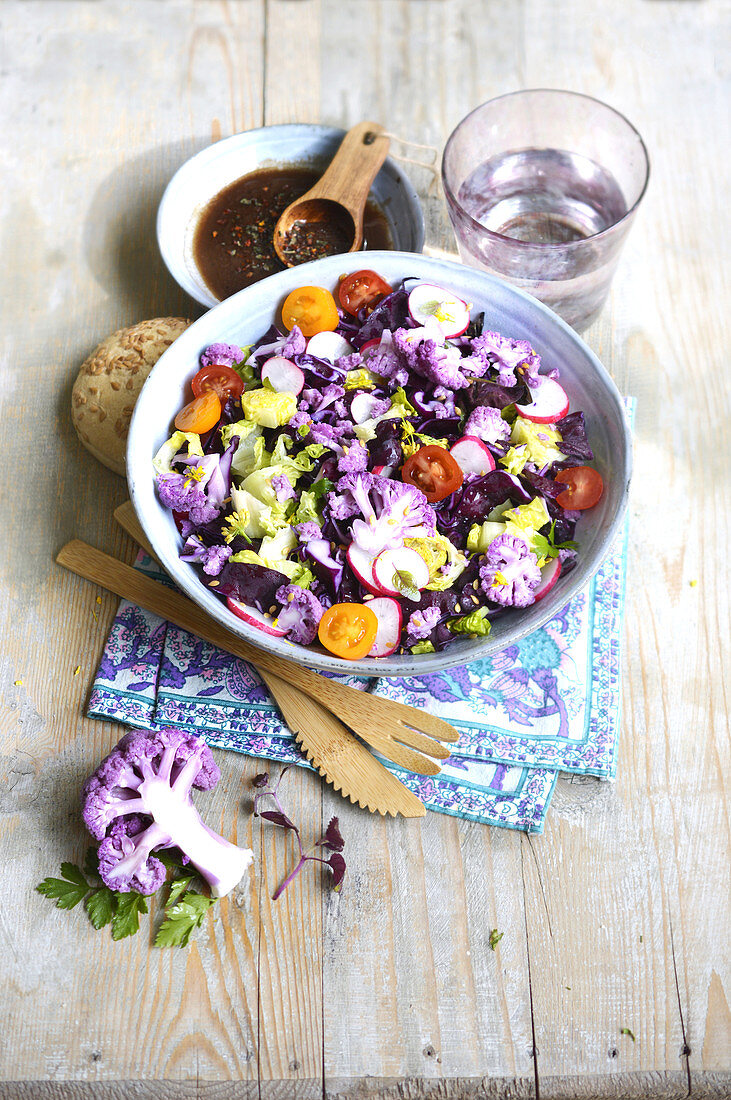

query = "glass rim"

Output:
[[441, 88, 651, 252]]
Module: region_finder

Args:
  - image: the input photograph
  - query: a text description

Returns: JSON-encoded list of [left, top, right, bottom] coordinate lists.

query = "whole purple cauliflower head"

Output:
[[81, 728, 252, 898]]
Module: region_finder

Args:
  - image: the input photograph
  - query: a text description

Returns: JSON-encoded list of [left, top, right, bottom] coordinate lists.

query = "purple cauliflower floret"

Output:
[[180, 535, 233, 576], [391, 327, 470, 390], [274, 583, 325, 645], [280, 324, 307, 359], [406, 605, 441, 640], [271, 473, 296, 503], [469, 331, 541, 387], [479, 534, 541, 608], [337, 440, 369, 474], [97, 817, 167, 895], [295, 520, 322, 544], [156, 438, 238, 525], [431, 386, 458, 417], [157, 472, 220, 525], [81, 728, 253, 897], [288, 409, 313, 433], [255, 324, 307, 362], [348, 331, 409, 389], [328, 472, 436, 556], [308, 421, 341, 448], [464, 405, 511, 447], [200, 342, 246, 369]]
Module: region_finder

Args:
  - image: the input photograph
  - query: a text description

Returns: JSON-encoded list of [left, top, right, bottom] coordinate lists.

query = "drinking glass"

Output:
[[442, 90, 650, 331]]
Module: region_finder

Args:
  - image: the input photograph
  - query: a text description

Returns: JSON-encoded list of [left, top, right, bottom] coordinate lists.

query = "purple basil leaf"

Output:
[[259, 810, 298, 831], [327, 852, 346, 892], [320, 816, 344, 853]]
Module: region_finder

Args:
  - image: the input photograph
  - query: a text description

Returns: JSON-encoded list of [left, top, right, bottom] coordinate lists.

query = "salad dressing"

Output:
[[193, 167, 392, 301]]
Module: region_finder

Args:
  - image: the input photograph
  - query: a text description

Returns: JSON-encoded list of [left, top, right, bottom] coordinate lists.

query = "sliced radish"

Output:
[[373, 547, 430, 600], [350, 391, 387, 424], [306, 331, 354, 363], [261, 356, 305, 396], [346, 544, 383, 595], [450, 435, 496, 476], [366, 597, 403, 657], [226, 596, 287, 636], [533, 558, 562, 602], [408, 283, 470, 338], [516, 376, 569, 423], [372, 464, 396, 478]]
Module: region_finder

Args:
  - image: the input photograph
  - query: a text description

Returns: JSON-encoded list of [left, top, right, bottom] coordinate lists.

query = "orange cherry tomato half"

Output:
[[174, 389, 222, 433], [554, 466, 604, 510], [191, 364, 244, 402], [281, 286, 339, 338], [401, 445, 464, 503], [318, 602, 379, 660], [338, 269, 392, 316]]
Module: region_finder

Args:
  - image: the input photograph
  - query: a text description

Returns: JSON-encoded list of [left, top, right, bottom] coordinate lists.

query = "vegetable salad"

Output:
[[154, 272, 602, 659]]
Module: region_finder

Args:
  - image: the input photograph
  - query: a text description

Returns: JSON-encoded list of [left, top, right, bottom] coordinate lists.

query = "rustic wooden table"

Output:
[[1, 1, 728, 1097]]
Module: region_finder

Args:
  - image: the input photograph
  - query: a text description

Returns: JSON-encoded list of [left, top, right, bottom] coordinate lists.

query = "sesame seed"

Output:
[[455, 602, 461, 613], [209, 579, 219, 587]]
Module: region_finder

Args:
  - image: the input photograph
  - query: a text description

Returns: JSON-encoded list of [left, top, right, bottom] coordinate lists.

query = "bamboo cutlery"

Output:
[[56, 503, 460, 817]]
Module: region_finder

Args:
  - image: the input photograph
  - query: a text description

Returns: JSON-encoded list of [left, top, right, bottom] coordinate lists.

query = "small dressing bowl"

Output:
[[157, 124, 425, 309]]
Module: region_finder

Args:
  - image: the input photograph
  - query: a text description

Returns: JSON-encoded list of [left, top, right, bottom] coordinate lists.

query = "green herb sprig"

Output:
[[36, 848, 218, 947]]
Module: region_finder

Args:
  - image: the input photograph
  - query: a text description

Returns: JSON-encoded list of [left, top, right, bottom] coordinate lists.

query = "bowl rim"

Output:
[[128, 249, 632, 677], [157, 124, 426, 308]]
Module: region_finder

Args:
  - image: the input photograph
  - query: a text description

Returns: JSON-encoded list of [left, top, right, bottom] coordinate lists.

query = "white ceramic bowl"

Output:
[[157, 125, 425, 308], [127, 251, 632, 677]]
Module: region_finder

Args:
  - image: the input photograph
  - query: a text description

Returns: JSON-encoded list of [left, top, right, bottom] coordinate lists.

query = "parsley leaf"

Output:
[[85, 887, 115, 930], [166, 875, 196, 909], [620, 1027, 636, 1042], [155, 893, 216, 948], [111, 891, 149, 941], [488, 928, 504, 951], [36, 868, 89, 911]]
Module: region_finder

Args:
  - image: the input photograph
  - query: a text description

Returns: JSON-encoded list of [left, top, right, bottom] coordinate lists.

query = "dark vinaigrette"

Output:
[[193, 166, 393, 301]]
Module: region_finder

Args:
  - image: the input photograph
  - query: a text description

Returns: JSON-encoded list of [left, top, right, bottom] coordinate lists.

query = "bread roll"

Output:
[[72, 317, 191, 476]]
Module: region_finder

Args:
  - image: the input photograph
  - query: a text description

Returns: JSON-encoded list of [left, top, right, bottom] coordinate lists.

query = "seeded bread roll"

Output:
[[72, 317, 191, 476]]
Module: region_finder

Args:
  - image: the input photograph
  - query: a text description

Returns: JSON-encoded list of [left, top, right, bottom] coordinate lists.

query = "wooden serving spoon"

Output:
[[273, 121, 390, 266]]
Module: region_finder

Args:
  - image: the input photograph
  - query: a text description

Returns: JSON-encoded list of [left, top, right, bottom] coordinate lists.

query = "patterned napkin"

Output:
[[88, 400, 632, 834]]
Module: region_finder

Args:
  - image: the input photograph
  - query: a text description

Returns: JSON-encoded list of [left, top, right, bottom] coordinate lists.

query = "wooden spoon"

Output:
[[273, 121, 390, 266]]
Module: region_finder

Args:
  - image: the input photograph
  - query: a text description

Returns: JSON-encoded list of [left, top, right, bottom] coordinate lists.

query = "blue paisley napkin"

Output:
[[87, 552, 558, 833], [88, 400, 632, 833]]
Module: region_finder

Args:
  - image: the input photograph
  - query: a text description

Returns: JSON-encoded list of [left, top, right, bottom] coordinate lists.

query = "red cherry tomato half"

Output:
[[401, 445, 464, 503], [338, 270, 392, 316], [555, 466, 604, 510], [191, 364, 244, 402], [318, 602, 379, 660]]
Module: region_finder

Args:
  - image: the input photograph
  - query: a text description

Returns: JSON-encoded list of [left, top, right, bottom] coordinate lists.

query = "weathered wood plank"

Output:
[[0, 0, 728, 1094]]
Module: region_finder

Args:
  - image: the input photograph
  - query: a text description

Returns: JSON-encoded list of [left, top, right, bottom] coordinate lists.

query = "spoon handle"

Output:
[[306, 121, 390, 219]]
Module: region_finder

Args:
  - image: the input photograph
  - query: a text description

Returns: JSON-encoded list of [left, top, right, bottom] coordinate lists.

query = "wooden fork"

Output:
[[57, 539, 459, 777]]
